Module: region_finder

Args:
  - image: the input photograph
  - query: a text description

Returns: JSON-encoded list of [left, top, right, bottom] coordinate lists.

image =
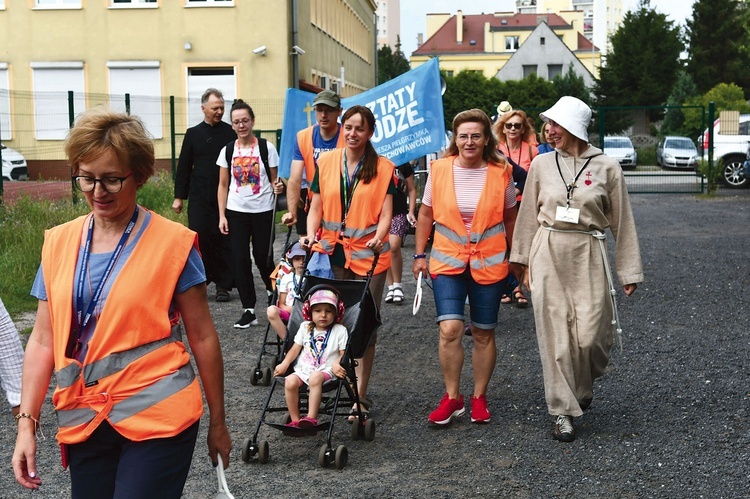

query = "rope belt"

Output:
[[542, 226, 623, 351]]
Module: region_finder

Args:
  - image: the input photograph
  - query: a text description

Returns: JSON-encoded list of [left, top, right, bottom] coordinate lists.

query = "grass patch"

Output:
[[636, 144, 657, 166]]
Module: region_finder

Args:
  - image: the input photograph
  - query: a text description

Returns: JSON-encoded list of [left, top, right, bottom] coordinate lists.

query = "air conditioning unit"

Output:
[[330, 80, 340, 94], [319, 76, 329, 89]]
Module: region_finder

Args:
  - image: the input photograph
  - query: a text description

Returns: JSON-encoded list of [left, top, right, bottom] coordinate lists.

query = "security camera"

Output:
[[291, 45, 306, 55], [252, 45, 267, 56]]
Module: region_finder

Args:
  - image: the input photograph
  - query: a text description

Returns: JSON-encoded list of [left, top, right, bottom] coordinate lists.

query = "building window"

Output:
[[31, 62, 85, 140], [34, 0, 81, 7], [547, 64, 563, 79], [0, 1, 5, 9], [0, 64, 10, 140], [108, 62, 163, 138], [540, 37, 545, 46], [186, 67, 236, 126], [111, 0, 157, 6], [185, 0, 233, 6], [505, 36, 519, 51], [522, 65, 537, 78]]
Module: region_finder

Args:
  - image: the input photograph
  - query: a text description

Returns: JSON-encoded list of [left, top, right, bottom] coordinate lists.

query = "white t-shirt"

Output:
[[278, 271, 301, 307], [292, 322, 348, 383], [217, 139, 279, 213]]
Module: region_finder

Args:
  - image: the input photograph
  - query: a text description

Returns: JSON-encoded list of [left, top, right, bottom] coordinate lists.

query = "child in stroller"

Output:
[[267, 242, 306, 340], [273, 286, 348, 429]]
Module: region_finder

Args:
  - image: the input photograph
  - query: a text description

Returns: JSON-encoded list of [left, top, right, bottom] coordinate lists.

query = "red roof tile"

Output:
[[413, 12, 573, 56]]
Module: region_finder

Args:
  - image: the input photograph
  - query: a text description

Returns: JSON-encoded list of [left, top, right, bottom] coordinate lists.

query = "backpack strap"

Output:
[[225, 140, 235, 166], [258, 137, 272, 180]]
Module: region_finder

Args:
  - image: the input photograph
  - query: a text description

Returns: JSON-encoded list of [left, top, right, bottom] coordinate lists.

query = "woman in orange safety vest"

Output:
[[303, 104, 395, 420], [412, 109, 521, 427], [12, 108, 230, 498]]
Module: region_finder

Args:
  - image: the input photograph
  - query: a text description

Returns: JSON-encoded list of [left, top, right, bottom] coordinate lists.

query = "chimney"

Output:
[[417, 33, 423, 48], [457, 10, 463, 44]]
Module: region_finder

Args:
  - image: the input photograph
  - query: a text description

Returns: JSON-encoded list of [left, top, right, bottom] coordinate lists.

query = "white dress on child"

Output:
[[292, 322, 348, 383]]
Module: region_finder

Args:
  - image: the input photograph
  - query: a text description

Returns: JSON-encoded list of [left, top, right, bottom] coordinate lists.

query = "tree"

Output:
[[552, 64, 591, 106], [682, 83, 750, 137], [377, 36, 411, 84], [594, 0, 684, 133], [685, 0, 750, 95], [661, 71, 699, 136]]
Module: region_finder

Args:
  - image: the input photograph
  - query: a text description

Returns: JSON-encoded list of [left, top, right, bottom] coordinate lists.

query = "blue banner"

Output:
[[277, 57, 445, 178]]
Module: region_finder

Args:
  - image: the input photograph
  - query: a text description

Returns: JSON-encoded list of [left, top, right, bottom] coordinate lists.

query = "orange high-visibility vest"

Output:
[[296, 124, 346, 195], [314, 148, 394, 275], [41, 211, 204, 444], [428, 156, 512, 285]]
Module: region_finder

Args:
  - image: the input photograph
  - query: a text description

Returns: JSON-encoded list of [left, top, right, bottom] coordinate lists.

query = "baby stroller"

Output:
[[241, 256, 381, 470], [250, 227, 296, 386]]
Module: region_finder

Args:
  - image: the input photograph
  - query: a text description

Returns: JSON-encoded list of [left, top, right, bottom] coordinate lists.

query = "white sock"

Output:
[[393, 282, 402, 289], [245, 308, 255, 313]]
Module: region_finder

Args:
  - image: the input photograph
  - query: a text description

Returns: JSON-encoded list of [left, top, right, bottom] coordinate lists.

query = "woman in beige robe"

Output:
[[510, 97, 644, 443]]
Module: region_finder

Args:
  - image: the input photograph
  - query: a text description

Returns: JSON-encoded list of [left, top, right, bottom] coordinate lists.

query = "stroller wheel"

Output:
[[257, 440, 270, 464], [350, 419, 361, 440], [261, 367, 273, 386], [364, 419, 376, 441], [334, 445, 348, 470], [250, 369, 261, 386], [318, 444, 331, 468], [241, 438, 254, 463]]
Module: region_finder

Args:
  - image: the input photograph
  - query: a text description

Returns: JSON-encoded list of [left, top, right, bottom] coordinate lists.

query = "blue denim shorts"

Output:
[[431, 268, 506, 329]]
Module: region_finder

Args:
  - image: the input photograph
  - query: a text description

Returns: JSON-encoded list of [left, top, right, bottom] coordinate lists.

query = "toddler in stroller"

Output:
[[267, 241, 306, 340], [273, 286, 348, 429]]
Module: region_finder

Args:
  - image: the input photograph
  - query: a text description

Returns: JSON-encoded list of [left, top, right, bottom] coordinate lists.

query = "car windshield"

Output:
[[666, 138, 695, 150], [604, 138, 632, 148]]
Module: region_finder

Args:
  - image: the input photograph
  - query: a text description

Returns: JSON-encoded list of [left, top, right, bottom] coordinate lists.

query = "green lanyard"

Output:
[[341, 153, 363, 219]]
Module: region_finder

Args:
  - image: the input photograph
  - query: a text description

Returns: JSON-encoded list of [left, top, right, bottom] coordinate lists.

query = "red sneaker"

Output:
[[470, 394, 491, 423], [428, 393, 465, 425]]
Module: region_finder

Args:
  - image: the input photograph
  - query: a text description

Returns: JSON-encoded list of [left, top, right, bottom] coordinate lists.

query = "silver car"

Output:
[[603, 136, 637, 168], [657, 136, 699, 169]]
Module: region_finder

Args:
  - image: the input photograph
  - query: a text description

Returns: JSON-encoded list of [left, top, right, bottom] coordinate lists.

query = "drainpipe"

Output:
[[292, 0, 299, 89]]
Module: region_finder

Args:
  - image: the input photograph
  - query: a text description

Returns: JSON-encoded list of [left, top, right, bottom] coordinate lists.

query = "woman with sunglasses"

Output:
[[13, 108, 230, 497], [510, 96, 643, 442], [412, 109, 519, 426]]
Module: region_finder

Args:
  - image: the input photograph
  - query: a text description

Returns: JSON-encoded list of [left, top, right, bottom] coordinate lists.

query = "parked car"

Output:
[[656, 136, 699, 169], [1, 143, 29, 181], [700, 114, 750, 188], [603, 136, 637, 168]]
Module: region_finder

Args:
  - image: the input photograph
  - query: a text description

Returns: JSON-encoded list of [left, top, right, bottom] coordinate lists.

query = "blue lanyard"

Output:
[[308, 326, 333, 366], [75, 206, 139, 336]]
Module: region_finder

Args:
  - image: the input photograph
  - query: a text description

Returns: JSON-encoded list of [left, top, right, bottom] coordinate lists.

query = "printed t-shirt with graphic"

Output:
[[278, 271, 302, 307], [217, 139, 279, 213], [291, 322, 348, 384], [292, 125, 342, 187]]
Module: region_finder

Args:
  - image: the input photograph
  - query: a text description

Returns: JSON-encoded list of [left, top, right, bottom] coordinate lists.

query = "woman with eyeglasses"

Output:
[[510, 96, 643, 442], [13, 108, 231, 497], [412, 109, 519, 426], [217, 99, 284, 329]]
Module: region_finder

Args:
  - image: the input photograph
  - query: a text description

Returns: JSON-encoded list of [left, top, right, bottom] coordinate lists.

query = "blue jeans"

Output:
[[432, 268, 506, 329], [67, 420, 199, 499]]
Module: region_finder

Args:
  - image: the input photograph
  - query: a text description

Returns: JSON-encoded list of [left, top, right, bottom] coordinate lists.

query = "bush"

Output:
[[636, 144, 657, 166], [697, 158, 722, 194]]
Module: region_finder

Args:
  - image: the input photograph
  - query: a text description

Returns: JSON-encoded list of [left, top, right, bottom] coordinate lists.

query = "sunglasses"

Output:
[[504, 122, 523, 130]]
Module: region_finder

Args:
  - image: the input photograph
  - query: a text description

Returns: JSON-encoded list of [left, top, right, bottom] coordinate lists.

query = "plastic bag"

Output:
[[307, 251, 335, 279]]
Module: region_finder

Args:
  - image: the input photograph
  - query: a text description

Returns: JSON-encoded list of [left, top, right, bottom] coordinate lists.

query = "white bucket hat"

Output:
[[539, 96, 591, 143]]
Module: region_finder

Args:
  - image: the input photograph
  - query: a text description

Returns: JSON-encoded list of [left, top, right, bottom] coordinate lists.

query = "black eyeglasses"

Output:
[[504, 122, 523, 130], [72, 173, 133, 193]]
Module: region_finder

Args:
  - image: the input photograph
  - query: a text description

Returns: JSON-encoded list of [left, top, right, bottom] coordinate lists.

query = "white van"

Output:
[[1, 143, 28, 181]]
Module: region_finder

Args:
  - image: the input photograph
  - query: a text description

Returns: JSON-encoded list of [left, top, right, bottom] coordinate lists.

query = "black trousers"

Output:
[[225, 208, 275, 308], [68, 420, 199, 499], [187, 200, 234, 290]]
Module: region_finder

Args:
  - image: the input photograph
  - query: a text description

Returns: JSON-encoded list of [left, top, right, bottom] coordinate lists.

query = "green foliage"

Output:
[[697, 157, 722, 194], [552, 65, 591, 106], [0, 173, 183, 316], [661, 71, 699, 136], [636, 144, 657, 166], [377, 37, 411, 84], [682, 83, 750, 137], [594, 0, 684, 133], [686, 0, 750, 95]]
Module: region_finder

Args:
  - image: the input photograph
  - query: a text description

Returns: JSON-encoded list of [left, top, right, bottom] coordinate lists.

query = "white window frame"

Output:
[[505, 36, 520, 52], [0, 63, 11, 140], [186, 67, 236, 127], [110, 0, 158, 8], [31, 62, 85, 140], [184, 0, 234, 7], [0, 1, 6, 10], [34, 0, 82, 9], [107, 61, 163, 139]]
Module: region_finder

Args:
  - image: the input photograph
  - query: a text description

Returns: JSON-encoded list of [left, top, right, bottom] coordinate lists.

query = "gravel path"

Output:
[[1, 191, 749, 498]]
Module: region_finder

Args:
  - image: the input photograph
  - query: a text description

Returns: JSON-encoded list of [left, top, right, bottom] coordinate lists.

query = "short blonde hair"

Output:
[[65, 107, 155, 187], [493, 110, 537, 145]]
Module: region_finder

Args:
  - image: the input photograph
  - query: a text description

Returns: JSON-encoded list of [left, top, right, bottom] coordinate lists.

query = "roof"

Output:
[[413, 12, 574, 56]]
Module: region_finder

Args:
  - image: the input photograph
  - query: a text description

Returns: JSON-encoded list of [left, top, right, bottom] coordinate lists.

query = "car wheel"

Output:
[[721, 156, 750, 188]]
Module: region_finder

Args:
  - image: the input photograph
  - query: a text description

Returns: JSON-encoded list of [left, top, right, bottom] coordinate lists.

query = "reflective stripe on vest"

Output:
[[56, 324, 181, 389], [343, 222, 378, 239], [434, 223, 468, 245], [56, 363, 196, 428]]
